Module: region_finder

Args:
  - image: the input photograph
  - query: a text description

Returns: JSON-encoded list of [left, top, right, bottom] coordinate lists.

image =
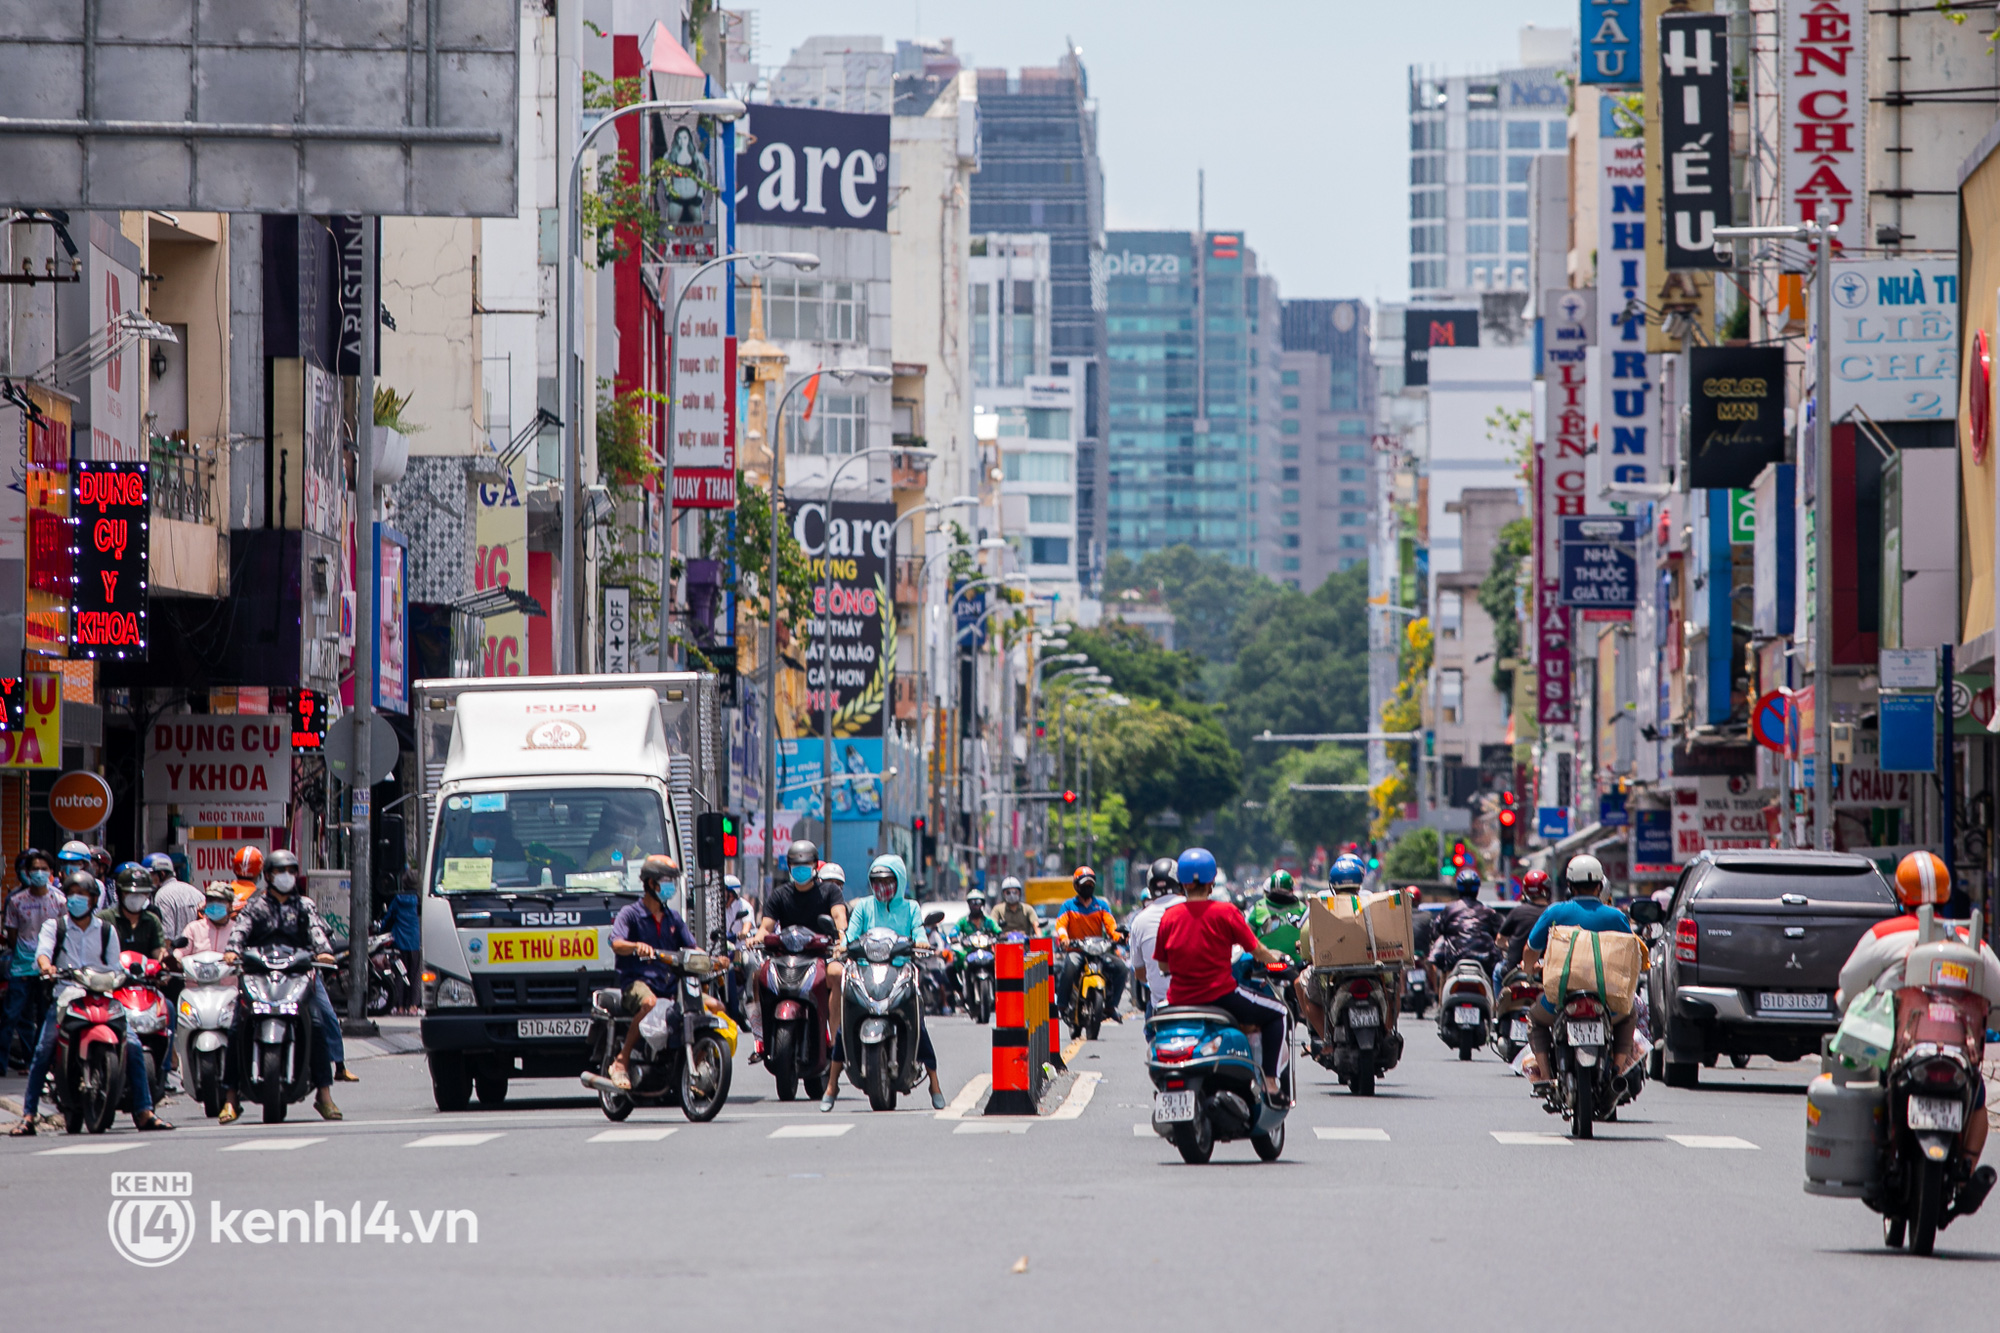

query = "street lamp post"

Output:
[[882, 497, 976, 879], [559, 95, 746, 673], [658, 250, 818, 668], [760, 368, 825, 898]]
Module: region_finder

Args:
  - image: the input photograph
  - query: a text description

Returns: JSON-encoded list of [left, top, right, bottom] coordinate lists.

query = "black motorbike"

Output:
[[757, 918, 836, 1103], [325, 931, 402, 1017], [1311, 964, 1404, 1096], [959, 927, 998, 1024], [237, 945, 325, 1124], [583, 951, 733, 1123], [841, 927, 926, 1111]]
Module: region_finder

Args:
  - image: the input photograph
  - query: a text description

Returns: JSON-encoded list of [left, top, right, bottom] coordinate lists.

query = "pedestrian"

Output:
[[147, 852, 205, 941], [378, 869, 424, 1015], [0, 848, 62, 1075]]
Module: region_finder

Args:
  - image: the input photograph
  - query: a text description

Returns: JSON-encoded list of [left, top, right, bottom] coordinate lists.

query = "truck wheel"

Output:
[[1729, 1053, 1751, 1070], [428, 1051, 473, 1112], [475, 1073, 509, 1107], [1662, 1060, 1699, 1090]]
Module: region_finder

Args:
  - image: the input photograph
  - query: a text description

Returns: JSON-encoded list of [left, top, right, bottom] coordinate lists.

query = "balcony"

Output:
[[894, 555, 924, 605], [149, 435, 223, 596], [890, 438, 929, 492]]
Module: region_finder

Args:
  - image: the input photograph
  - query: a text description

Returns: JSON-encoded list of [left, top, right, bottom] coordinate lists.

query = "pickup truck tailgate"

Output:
[[1684, 902, 1886, 990]]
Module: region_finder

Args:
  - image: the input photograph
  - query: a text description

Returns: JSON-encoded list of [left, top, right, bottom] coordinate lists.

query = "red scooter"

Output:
[[113, 951, 172, 1103], [49, 965, 129, 1134]]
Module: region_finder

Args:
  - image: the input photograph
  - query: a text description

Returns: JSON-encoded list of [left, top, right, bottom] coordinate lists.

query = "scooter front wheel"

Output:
[[86, 1046, 119, 1134], [680, 1032, 733, 1123]]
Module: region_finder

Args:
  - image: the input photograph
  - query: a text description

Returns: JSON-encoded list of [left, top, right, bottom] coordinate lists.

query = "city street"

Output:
[[3, 1012, 1993, 1327]]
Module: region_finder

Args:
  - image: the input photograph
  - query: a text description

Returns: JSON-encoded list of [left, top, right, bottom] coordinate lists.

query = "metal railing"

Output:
[[148, 435, 216, 524]]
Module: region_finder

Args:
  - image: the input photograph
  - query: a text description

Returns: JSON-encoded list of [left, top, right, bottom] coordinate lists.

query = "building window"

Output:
[[1410, 190, 1445, 220], [1002, 451, 1071, 483], [1410, 155, 1444, 186], [1028, 493, 1071, 523], [1437, 589, 1463, 638], [1281, 369, 1300, 385], [791, 391, 867, 455], [1466, 224, 1500, 254], [1506, 189, 1529, 218], [1338, 444, 1365, 460], [1282, 533, 1301, 549], [1340, 489, 1366, 505], [972, 283, 992, 387], [1467, 118, 1499, 149], [1281, 395, 1299, 411], [1410, 259, 1445, 289], [1282, 465, 1300, 481], [1507, 155, 1534, 184], [1410, 120, 1446, 150], [1281, 488, 1300, 504], [1029, 536, 1070, 565], [1547, 120, 1565, 146], [1281, 444, 1301, 460], [1337, 419, 1366, 435], [1506, 121, 1542, 150], [1411, 223, 1445, 254], [1338, 557, 1360, 572], [995, 406, 1070, 439], [1010, 280, 1036, 384], [1281, 511, 1300, 526], [1507, 224, 1530, 253], [1281, 420, 1301, 435], [1339, 466, 1366, 481], [1439, 668, 1463, 724], [1339, 534, 1365, 549], [1339, 512, 1365, 526], [1467, 154, 1500, 184], [749, 278, 868, 343], [1467, 190, 1500, 219], [1282, 557, 1301, 572]]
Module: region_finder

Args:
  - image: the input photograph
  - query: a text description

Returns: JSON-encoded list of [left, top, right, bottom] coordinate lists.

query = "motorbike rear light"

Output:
[[1675, 918, 1698, 964], [1164, 1078, 1186, 1090], [1350, 981, 1374, 999], [1509, 983, 1541, 1000], [1566, 996, 1602, 1019], [1923, 1061, 1961, 1086], [1154, 1038, 1197, 1064]]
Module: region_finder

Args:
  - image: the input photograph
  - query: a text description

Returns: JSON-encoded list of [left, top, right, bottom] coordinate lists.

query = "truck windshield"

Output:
[[432, 788, 669, 893], [1692, 864, 1895, 905]]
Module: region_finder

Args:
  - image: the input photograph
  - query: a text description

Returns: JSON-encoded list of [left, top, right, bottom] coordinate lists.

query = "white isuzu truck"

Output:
[[413, 673, 721, 1110]]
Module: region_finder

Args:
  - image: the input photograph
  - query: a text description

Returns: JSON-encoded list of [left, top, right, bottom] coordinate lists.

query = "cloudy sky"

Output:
[[733, 0, 1576, 304]]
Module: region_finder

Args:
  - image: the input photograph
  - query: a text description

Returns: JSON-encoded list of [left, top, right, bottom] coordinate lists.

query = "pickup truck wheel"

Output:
[[1662, 1060, 1698, 1089]]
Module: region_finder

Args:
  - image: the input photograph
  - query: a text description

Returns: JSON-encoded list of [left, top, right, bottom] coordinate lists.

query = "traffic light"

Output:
[[914, 815, 935, 861], [1450, 840, 1468, 870], [290, 687, 325, 750], [1498, 791, 1518, 860], [1061, 789, 1078, 808], [695, 811, 739, 870]]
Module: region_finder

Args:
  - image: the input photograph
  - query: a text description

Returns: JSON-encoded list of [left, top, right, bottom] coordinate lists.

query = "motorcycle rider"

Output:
[[1426, 867, 1501, 995], [1126, 857, 1184, 1017], [1, 847, 61, 1076], [9, 871, 172, 1135], [823, 854, 945, 1112], [1054, 866, 1127, 1024], [1521, 854, 1636, 1088], [1248, 870, 1310, 963], [1153, 848, 1290, 1101], [993, 876, 1042, 935], [605, 855, 699, 1091], [1495, 869, 1553, 990], [146, 853, 205, 941], [1328, 853, 1367, 893], [101, 863, 168, 963], [224, 850, 344, 1121], [228, 845, 264, 907], [756, 840, 848, 1066], [1834, 850, 2000, 1213], [948, 889, 999, 996], [176, 884, 237, 962]]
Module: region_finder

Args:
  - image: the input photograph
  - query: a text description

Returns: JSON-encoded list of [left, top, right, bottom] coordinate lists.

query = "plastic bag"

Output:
[[637, 998, 679, 1047], [1830, 985, 1895, 1071]]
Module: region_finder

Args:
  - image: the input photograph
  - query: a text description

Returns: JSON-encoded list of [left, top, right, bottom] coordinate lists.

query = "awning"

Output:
[[1521, 822, 1605, 871]]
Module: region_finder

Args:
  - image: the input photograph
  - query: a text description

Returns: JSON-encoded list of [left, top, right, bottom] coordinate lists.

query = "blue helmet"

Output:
[[1176, 847, 1218, 888], [1328, 854, 1365, 887], [1454, 867, 1482, 895]]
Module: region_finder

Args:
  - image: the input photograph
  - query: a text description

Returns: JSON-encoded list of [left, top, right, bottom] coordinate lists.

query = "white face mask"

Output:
[[270, 873, 297, 893], [121, 893, 149, 913]]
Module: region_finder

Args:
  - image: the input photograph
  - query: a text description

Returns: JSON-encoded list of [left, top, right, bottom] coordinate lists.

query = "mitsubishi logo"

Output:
[[1785, 952, 1802, 970]]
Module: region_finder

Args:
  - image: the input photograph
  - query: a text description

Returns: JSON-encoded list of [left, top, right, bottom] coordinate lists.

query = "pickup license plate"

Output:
[[1567, 1021, 1605, 1047], [1510, 1019, 1530, 1042], [1347, 1006, 1380, 1028], [517, 1018, 589, 1039], [1153, 1090, 1196, 1123], [1454, 1004, 1481, 1024], [1907, 1095, 1965, 1132], [1757, 991, 1829, 1015]]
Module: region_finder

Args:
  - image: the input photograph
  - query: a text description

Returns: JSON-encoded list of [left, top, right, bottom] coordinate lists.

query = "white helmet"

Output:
[[1565, 854, 1605, 895], [819, 862, 847, 886]]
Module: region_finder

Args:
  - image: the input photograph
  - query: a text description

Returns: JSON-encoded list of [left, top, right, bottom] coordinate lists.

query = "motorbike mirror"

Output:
[[924, 911, 945, 927], [1628, 898, 1663, 927], [816, 914, 837, 934], [170, 935, 188, 948]]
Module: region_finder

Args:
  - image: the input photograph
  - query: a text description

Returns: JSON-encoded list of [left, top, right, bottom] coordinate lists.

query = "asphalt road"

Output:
[[2, 1009, 1995, 1330]]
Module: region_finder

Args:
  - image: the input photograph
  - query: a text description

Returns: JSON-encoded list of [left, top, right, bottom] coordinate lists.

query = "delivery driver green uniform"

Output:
[[1247, 870, 1310, 961]]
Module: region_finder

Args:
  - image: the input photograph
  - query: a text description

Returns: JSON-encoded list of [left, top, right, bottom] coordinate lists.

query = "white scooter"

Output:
[[174, 950, 239, 1118]]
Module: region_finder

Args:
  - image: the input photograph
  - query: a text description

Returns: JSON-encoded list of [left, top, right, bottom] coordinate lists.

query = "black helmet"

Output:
[[266, 849, 301, 891], [14, 846, 50, 876], [61, 868, 97, 898], [114, 862, 151, 892], [786, 839, 819, 867], [1454, 867, 1482, 896], [1147, 857, 1178, 896]]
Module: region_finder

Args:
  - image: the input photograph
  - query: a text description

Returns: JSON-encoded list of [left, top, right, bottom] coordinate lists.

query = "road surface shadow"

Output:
[[1819, 1246, 2000, 1263], [1685, 1081, 1809, 1097]]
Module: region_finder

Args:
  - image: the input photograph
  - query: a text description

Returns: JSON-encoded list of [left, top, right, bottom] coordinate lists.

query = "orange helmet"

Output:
[[1893, 851, 1949, 908], [231, 845, 264, 880]]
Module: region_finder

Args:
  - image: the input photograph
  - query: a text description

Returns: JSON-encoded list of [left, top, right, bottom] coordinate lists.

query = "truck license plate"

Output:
[[1153, 1090, 1196, 1123], [1566, 1021, 1605, 1047], [1454, 1004, 1481, 1024], [1347, 1006, 1380, 1028], [1907, 1095, 1965, 1132], [517, 1018, 589, 1039], [1757, 991, 1829, 1015]]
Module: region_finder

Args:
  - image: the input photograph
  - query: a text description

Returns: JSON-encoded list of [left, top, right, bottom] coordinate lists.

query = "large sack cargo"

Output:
[[1541, 926, 1646, 1017]]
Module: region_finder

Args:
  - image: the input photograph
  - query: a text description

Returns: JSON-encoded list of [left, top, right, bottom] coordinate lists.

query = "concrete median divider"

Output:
[[986, 939, 1051, 1115]]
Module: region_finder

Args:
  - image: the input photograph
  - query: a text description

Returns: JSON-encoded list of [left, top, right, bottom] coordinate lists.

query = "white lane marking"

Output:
[[222, 1137, 326, 1152], [588, 1127, 678, 1143], [1490, 1131, 1571, 1146], [404, 1132, 505, 1148], [36, 1141, 147, 1156], [1134, 1124, 1156, 1136], [1313, 1127, 1391, 1141], [934, 1073, 991, 1121], [1669, 1134, 1759, 1150], [1048, 1071, 1102, 1120], [769, 1123, 853, 1138], [954, 1121, 1031, 1134]]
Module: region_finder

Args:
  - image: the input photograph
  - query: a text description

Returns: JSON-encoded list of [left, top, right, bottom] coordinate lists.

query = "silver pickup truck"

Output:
[[1646, 850, 1900, 1088]]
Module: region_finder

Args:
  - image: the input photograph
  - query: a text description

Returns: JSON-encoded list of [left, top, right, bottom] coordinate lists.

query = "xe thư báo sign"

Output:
[[70, 460, 149, 660]]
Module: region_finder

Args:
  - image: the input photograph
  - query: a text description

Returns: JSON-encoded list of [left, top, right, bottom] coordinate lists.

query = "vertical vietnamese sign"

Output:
[[1539, 289, 1592, 727], [1598, 111, 1657, 490], [70, 459, 148, 660], [664, 119, 735, 510], [790, 499, 896, 821], [25, 389, 72, 656], [374, 525, 407, 714], [1782, 0, 1866, 233], [1582, 0, 1643, 85], [1659, 12, 1731, 269]]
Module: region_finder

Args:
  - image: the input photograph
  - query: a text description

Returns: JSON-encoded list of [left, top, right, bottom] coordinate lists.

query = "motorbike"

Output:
[[959, 927, 998, 1024], [113, 951, 173, 1102], [1435, 956, 1496, 1061], [1491, 964, 1542, 1065], [236, 944, 324, 1124], [919, 911, 955, 1017], [173, 950, 238, 1118], [1310, 964, 1403, 1096], [756, 918, 836, 1102], [47, 965, 129, 1134], [582, 949, 734, 1123], [1145, 959, 1289, 1164], [1536, 988, 1644, 1137], [1401, 963, 1433, 1019], [1065, 935, 1115, 1041], [325, 931, 402, 1017], [840, 927, 927, 1111]]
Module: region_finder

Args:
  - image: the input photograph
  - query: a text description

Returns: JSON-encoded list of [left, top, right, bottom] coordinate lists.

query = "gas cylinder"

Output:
[[1804, 1071, 1884, 1198]]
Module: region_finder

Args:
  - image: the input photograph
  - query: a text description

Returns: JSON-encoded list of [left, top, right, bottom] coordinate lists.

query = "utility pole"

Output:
[[1812, 221, 1834, 849], [347, 222, 377, 1030]]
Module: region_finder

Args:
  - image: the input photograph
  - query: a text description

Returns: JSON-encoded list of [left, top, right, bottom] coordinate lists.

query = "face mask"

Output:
[[121, 894, 148, 913], [66, 894, 91, 918], [472, 837, 495, 855], [650, 879, 678, 903], [270, 873, 296, 893], [1003, 891, 1021, 904], [871, 878, 896, 903], [790, 865, 814, 885], [204, 902, 229, 923], [24, 869, 48, 889]]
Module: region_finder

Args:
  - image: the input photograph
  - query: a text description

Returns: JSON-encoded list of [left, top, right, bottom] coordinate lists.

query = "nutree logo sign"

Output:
[[109, 1172, 196, 1267]]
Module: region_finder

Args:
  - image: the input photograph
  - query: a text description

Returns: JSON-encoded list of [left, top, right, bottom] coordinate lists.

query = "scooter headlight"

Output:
[[863, 932, 896, 964]]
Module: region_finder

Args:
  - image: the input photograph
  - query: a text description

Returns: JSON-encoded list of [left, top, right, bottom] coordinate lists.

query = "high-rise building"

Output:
[[971, 53, 1106, 591], [1102, 229, 1281, 569], [1277, 299, 1374, 589], [1407, 28, 1573, 299]]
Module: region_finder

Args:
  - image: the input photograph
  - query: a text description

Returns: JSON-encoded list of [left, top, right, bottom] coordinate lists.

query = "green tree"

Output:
[[1102, 545, 1279, 669], [1267, 744, 1370, 859], [1222, 564, 1372, 783], [1476, 517, 1531, 701], [1383, 826, 1442, 882]]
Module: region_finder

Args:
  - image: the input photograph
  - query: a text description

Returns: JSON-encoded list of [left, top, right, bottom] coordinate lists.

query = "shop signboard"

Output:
[[1659, 12, 1731, 269], [1689, 346, 1786, 488], [1827, 258, 1957, 422], [1560, 516, 1638, 610], [0, 673, 60, 769], [70, 459, 148, 660], [374, 525, 408, 714], [1782, 0, 1866, 233], [737, 105, 890, 232], [143, 715, 294, 805], [1582, 0, 1642, 85], [25, 390, 72, 656]]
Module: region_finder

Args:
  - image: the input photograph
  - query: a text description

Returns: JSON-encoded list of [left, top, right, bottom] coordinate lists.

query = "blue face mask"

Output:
[[23, 869, 49, 889], [790, 865, 814, 885], [204, 902, 229, 923], [651, 879, 678, 904], [66, 894, 92, 918], [471, 837, 495, 855]]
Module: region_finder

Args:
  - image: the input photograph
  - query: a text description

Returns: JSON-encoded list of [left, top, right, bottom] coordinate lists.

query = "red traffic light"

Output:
[[1499, 809, 1517, 827], [1061, 790, 1078, 807], [1501, 791, 1515, 807], [913, 815, 926, 833]]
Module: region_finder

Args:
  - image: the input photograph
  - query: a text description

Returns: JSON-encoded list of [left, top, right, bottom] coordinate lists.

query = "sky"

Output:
[[737, 0, 1577, 306]]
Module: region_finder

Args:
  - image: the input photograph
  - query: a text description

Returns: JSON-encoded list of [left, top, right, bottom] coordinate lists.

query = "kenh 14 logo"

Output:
[[108, 1172, 196, 1267]]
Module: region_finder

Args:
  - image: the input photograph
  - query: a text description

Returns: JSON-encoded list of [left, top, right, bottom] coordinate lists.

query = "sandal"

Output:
[[137, 1113, 175, 1132], [218, 1102, 239, 1125], [606, 1061, 632, 1091], [8, 1118, 35, 1136]]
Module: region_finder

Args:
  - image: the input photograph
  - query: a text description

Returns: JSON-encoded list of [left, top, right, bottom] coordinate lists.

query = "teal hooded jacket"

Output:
[[843, 853, 925, 945]]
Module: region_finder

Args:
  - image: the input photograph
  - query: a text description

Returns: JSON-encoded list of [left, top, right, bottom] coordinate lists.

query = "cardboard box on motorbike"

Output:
[[1305, 890, 1416, 969], [1540, 925, 1646, 1017]]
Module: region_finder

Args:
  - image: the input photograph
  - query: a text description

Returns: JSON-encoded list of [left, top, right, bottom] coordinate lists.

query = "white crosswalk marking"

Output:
[[769, 1123, 852, 1138], [954, 1121, 1031, 1134], [1314, 1127, 1391, 1141], [1669, 1134, 1759, 1150], [588, 1127, 678, 1143], [222, 1138, 326, 1151], [37, 1141, 146, 1156], [934, 1074, 991, 1121], [405, 1133, 505, 1148], [1134, 1124, 1156, 1136], [1491, 1131, 1571, 1146]]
